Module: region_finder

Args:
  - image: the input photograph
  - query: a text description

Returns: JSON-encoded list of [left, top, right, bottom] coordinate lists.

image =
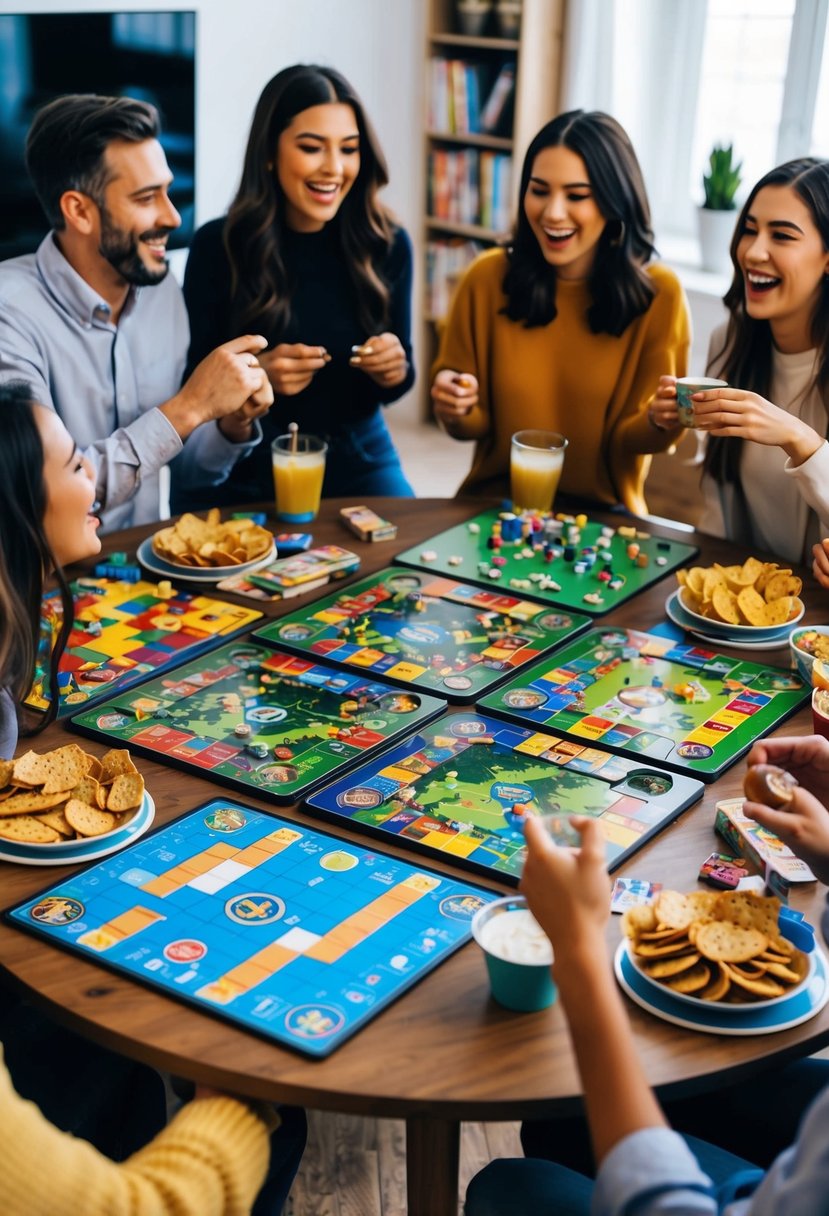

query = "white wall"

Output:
[[15, 0, 427, 418]]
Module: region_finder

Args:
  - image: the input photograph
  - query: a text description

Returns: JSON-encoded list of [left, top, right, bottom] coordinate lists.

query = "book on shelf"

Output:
[[425, 238, 483, 318], [479, 63, 515, 133], [428, 56, 515, 137]]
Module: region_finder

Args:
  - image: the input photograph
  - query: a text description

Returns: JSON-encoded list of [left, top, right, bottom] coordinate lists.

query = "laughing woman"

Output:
[[431, 110, 690, 515], [177, 63, 415, 510], [678, 159, 829, 565]]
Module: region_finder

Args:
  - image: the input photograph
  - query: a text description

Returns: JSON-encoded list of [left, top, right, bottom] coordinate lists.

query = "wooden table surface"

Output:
[[1, 497, 826, 1216]]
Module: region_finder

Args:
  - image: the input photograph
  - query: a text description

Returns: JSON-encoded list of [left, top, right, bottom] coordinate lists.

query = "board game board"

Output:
[[396, 507, 698, 615], [70, 641, 444, 803], [254, 567, 590, 702], [27, 578, 263, 716], [478, 628, 809, 781], [306, 712, 703, 881], [5, 799, 496, 1058]]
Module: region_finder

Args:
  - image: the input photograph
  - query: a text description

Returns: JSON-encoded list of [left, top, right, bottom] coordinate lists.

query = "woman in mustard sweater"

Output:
[[432, 110, 690, 516]]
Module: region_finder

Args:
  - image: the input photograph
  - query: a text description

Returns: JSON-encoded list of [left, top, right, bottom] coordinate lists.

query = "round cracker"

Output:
[[64, 799, 116, 837], [695, 922, 767, 963]]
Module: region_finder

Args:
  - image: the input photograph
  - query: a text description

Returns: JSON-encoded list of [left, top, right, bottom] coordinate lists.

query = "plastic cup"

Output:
[[675, 377, 728, 428], [510, 430, 568, 513], [472, 895, 556, 1012], [271, 434, 327, 523], [813, 688, 829, 741]]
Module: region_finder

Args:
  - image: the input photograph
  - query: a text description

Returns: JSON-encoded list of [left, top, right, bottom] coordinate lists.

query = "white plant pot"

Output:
[[697, 207, 737, 275]]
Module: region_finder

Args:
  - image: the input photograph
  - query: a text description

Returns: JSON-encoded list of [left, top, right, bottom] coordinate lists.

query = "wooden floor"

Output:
[[285, 423, 705, 1214], [287, 1112, 522, 1215]]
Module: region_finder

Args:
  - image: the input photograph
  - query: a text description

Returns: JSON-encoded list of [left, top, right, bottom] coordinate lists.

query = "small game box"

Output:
[[395, 507, 698, 616], [219, 545, 360, 601], [478, 627, 809, 781], [26, 578, 263, 716], [5, 799, 496, 1058], [305, 711, 703, 882], [715, 797, 817, 898], [339, 505, 397, 542], [70, 641, 444, 803], [254, 567, 590, 703]]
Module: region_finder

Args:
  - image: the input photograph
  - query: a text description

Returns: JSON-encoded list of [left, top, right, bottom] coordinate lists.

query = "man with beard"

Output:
[[0, 94, 274, 530]]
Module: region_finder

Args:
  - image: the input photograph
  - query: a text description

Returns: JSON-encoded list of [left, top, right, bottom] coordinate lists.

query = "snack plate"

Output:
[[665, 591, 792, 651], [673, 588, 804, 642], [137, 537, 276, 584], [615, 940, 829, 1035], [0, 792, 155, 866]]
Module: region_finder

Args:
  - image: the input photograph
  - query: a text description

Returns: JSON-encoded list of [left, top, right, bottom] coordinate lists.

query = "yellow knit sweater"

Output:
[[433, 248, 690, 516], [1, 1047, 273, 1215]]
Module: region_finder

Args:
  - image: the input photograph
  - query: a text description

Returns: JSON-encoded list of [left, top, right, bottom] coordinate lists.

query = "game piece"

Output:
[[246, 742, 269, 759], [234, 723, 252, 739], [155, 580, 173, 598], [743, 764, 798, 807], [447, 555, 463, 566], [468, 522, 480, 534], [478, 627, 809, 781], [306, 712, 703, 883], [698, 851, 750, 890], [232, 511, 268, 526], [421, 550, 437, 562], [255, 574, 590, 703], [339, 505, 398, 543], [94, 561, 142, 582], [273, 532, 313, 555], [26, 578, 263, 717], [7, 799, 495, 1058], [70, 641, 444, 804]]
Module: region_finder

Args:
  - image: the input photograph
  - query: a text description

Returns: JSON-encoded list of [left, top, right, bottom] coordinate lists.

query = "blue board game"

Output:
[[6, 799, 496, 1058]]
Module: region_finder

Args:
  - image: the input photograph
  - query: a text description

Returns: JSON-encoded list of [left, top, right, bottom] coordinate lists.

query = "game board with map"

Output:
[[70, 641, 444, 802], [254, 567, 589, 701], [395, 507, 698, 615], [306, 712, 703, 881], [27, 578, 263, 716], [478, 628, 809, 781], [5, 799, 495, 1058]]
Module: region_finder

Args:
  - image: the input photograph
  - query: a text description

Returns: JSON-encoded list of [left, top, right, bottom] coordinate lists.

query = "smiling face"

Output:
[[34, 406, 101, 568], [737, 183, 829, 349], [95, 138, 181, 286], [276, 103, 361, 233], [523, 145, 607, 280]]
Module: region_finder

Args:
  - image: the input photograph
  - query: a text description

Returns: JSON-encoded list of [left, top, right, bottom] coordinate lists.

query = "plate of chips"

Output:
[[142, 510, 275, 582], [671, 559, 805, 643], [0, 744, 154, 865], [615, 889, 828, 1034]]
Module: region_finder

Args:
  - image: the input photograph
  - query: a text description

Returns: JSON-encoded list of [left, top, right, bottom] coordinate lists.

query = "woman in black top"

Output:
[[177, 63, 415, 511]]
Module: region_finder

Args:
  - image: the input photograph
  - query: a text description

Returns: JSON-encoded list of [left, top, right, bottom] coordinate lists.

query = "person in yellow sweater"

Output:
[[431, 110, 690, 517]]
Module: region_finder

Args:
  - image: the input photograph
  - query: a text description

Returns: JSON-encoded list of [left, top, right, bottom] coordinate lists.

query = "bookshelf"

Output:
[[422, 0, 565, 405]]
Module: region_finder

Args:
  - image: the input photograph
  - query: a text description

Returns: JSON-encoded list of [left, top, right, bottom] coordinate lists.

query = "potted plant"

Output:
[[697, 143, 742, 275]]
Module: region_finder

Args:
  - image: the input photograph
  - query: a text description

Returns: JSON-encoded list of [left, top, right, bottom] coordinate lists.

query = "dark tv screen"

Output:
[[0, 11, 195, 261]]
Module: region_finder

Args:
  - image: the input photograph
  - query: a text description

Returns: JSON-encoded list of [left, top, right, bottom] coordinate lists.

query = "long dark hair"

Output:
[[224, 64, 394, 339], [0, 384, 74, 732], [503, 110, 657, 335], [704, 157, 829, 485]]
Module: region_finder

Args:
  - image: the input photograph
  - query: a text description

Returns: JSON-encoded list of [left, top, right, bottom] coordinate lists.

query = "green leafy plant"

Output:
[[702, 144, 742, 211]]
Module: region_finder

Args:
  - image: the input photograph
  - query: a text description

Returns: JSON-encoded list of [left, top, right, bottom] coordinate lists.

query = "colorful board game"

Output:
[[254, 567, 589, 702], [396, 507, 698, 615], [478, 628, 809, 781], [70, 641, 444, 803], [6, 799, 496, 1058], [27, 577, 263, 716], [306, 712, 703, 881]]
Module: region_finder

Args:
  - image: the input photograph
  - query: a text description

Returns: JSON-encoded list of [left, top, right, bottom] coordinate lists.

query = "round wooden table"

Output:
[[1, 497, 827, 1216]]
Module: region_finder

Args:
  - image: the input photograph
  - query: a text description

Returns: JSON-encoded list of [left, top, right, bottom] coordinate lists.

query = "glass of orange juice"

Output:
[[271, 433, 328, 523], [510, 430, 568, 512]]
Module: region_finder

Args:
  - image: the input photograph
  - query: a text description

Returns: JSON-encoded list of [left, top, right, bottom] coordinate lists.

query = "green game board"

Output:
[[70, 641, 444, 803], [478, 627, 809, 781], [396, 507, 698, 616], [254, 566, 590, 702]]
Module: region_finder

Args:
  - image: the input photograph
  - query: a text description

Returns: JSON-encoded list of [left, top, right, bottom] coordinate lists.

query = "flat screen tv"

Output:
[[0, 11, 195, 261]]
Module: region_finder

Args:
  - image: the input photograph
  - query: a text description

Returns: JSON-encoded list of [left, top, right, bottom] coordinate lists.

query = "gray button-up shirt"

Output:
[[0, 233, 259, 532]]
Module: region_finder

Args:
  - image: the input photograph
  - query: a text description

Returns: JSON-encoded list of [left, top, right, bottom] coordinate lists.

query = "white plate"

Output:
[[665, 592, 791, 652], [137, 536, 276, 584], [675, 587, 804, 641], [0, 792, 155, 866], [615, 939, 829, 1036]]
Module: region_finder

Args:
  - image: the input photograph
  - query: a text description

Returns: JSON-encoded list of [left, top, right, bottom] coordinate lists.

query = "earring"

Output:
[[610, 220, 626, 248], [266, 162, 273, 171]]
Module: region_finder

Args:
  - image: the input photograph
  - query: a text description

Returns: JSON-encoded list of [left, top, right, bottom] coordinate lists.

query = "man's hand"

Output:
[[163, 335, 271, 437], [217, 374, 274, 442], [259, 343, 330, 397]]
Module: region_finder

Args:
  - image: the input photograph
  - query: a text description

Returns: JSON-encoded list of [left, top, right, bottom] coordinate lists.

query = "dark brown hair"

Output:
[[224, 64, 394, 339]]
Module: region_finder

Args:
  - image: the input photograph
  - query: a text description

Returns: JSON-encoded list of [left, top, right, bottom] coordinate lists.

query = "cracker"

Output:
[[644, 952, 701, 978], [694, 922, 768, 963], [39, 809, 74, 837], [100, 749, 138, 782], [0, 815, 62, 843], [0, 789, 71, 815], [65, 799, 117, 837], [666, 962, 711, 993], [106, 772, 144, 812]]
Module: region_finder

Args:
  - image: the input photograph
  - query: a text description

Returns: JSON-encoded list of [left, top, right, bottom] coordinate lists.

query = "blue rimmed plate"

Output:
[[665, 591, 793, 651], [0, 792, 155, 867], [136, 537, 276, 585], [615, 939, 829, 1035]]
